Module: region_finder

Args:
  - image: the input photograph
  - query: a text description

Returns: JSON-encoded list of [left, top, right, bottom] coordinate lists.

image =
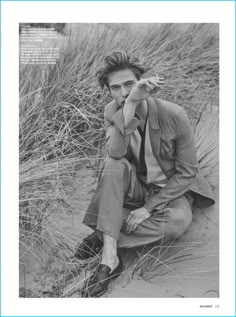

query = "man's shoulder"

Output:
[[149, 97, 188, 130], [153, 98, 184, 116]]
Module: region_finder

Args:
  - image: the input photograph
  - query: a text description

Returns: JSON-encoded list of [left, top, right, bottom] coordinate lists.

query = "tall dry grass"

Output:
[[19, 23, 219, 297]]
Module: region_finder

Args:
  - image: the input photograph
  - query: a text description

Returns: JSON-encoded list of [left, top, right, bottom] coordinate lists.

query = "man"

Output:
[[76, 51, 215, 297]]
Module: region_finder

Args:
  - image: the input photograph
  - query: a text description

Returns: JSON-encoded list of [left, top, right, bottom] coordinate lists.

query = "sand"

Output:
[[19, 166, 219, 299]]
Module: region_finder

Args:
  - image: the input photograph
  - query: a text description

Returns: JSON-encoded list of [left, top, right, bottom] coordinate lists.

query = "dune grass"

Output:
[[19, 23, 219, 297]]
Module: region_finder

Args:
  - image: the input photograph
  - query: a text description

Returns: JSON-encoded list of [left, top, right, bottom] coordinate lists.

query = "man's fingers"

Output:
[[146, 78, 164, 88], [124, 217, 133, 233], [125, 213, 134, 225], [153, 76, 165, 85], [125, 216, 142, 234], [124, 207, 150, 234], [125, 215, 138, 233], [153, 77, 165, 85], [126, 222, 139, 234], [138, 79, 153, 91], [145, 79, 162, 94], [126, 217, 136, 230], [155, 74, 165, 81]]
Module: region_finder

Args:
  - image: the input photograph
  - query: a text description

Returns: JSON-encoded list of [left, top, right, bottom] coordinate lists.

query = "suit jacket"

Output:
[[104, 96, 215, 211]]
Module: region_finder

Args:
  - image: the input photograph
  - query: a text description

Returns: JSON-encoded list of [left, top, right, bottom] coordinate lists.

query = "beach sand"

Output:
[[19, 168, 219, 299]]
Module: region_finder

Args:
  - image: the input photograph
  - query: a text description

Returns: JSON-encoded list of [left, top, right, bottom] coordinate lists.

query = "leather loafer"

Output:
[[74, 231, 103, 260], [82, 255, 123, 297]]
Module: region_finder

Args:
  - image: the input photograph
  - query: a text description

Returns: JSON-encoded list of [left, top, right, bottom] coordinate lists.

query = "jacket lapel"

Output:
[[147, 97, 168, 176], [147, 97, 161, 156]]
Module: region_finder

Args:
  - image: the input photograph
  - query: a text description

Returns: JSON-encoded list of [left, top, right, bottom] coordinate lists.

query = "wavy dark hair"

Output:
[[96, 51, 146, 89]]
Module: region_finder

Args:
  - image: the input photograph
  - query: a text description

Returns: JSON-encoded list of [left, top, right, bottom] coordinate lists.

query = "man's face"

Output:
[[107, 69, 138, 107]]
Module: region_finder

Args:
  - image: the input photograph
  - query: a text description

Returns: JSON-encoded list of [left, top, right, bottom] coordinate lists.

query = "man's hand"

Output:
[[127, 75, 165, 103], [122, 207, 151, 234]]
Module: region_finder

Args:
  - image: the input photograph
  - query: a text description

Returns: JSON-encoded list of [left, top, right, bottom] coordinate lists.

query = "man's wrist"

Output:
[[143, 206, 152, 214]]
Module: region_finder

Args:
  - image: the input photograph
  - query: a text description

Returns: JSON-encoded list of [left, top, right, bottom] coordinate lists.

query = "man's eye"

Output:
[[111, 86, 120, 91], [125, 82, 134, 87]]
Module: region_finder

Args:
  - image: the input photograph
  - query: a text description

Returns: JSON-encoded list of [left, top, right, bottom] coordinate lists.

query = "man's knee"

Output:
[[166, 206, 192, 238], [101, 157, 137, 196]]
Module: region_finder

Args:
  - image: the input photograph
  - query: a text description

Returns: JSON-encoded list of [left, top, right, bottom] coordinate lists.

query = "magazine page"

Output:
[[1, 1, 235, 316]]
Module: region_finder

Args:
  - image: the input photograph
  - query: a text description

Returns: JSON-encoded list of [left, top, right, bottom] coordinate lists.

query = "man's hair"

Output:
[[96, 51, 146, 89]]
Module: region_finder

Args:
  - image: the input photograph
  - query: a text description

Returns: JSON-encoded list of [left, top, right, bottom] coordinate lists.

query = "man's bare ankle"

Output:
[[101, 255, 119, 272]]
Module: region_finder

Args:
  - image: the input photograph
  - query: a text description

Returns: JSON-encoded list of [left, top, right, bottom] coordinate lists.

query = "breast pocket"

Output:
[[160, 138, 176, 160]]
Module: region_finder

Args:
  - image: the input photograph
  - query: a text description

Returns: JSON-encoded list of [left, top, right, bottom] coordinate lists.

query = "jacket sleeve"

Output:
[[104, 107, 142, 159], [144, 108, 198, 212]]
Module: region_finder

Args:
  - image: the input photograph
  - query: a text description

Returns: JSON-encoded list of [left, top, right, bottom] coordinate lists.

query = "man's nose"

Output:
[[121, 86, 129, 98]]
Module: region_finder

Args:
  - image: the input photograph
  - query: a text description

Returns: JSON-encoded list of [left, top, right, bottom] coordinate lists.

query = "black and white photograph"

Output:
[[1, 0, 235, 316], [19, 22, 219, 299]]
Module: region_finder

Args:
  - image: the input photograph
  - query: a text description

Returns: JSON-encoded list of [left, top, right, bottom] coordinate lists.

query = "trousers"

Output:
[[83, 158, 193, 248]]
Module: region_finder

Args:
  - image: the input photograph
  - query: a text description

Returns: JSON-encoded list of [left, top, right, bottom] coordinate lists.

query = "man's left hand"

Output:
[[123, 207, 151, 234]]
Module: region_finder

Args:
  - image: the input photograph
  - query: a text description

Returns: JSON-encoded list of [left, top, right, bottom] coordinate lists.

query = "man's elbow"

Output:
[[177, 162, 198, 181], [107, 146, 126, 160], [186, 166, 197, 184]]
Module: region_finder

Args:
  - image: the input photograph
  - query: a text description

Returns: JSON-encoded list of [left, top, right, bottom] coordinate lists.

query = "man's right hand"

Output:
[[126, 74, 165, 103]]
